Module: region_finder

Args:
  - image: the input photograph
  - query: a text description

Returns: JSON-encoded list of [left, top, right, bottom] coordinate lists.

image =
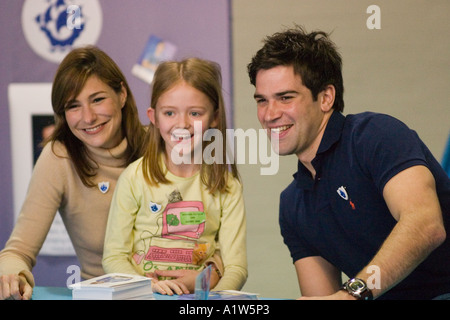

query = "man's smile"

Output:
[[269, 124, 293, 134]]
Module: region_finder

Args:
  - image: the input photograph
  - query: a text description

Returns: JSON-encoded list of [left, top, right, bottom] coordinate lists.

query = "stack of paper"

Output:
[[69, 273, 153, 300]]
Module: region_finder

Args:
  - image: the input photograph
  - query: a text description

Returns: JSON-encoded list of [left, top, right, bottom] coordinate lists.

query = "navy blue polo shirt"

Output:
[[280, 111, 450, 299]]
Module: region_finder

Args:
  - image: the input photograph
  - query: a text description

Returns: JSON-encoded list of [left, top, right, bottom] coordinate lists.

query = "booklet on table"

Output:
[[69, 273, 153, 300]]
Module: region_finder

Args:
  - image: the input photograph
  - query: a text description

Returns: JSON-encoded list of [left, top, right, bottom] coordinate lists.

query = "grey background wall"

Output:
[[1, 0, 449, 299]]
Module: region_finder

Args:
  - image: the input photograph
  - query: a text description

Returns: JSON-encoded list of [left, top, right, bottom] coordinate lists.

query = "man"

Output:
[[248, 26, 450, 300]]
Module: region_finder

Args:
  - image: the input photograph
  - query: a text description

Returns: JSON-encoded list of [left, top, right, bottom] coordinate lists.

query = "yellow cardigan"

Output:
[[103, 157, 248, 291]]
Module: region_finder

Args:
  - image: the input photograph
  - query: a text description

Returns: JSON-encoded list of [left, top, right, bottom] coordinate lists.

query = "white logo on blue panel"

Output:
[[22, 0, 102, 63]]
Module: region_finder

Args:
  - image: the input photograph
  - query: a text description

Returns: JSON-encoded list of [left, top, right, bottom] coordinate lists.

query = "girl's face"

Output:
[[148, 81, 218, 164], [64, 75, 126, 149]]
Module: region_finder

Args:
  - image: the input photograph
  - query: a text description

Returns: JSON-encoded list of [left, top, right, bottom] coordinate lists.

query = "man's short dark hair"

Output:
[[247, 25, 345, 112]]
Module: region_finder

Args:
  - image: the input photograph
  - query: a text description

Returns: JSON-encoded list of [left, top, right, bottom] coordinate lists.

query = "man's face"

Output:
[[253, 65, 330, 159]]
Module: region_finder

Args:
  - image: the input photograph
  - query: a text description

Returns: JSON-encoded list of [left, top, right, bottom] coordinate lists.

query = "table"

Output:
[[30, 286, 285, 318], [32, 286, 72, 300], [31, 286, 188, 300], [31, 286, 266, 300]]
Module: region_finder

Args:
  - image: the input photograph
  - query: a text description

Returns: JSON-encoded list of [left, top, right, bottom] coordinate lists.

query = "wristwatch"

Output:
[[341, 278, 373, 300]]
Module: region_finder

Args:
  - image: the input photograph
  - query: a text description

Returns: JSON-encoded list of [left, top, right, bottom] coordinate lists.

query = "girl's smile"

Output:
[[171, 128, 194, 142]]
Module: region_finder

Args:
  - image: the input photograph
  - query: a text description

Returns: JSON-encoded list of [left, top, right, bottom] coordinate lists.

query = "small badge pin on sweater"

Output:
[[149, 201, 162, 213], [337, 186, 356, 210], [98, 181, 110, 194]]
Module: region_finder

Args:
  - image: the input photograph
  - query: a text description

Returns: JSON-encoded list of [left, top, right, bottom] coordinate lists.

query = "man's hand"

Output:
[[0, 274, 33, 300]]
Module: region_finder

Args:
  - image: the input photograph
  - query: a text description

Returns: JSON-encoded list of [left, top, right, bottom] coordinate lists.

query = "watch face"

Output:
[[349, 279, 366, 292], [344, 278, 372, 300]]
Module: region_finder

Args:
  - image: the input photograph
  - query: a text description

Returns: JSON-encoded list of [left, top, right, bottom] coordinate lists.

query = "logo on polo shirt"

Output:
[[337, 186, 348, 200], [337, 186, 356, 210]]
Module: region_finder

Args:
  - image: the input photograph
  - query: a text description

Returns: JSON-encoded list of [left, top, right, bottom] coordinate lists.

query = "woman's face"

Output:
[[64, 75, 126, 149]]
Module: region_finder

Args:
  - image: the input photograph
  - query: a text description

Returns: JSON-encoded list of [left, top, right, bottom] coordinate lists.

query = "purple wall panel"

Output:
[[0, 0, 231, 286]]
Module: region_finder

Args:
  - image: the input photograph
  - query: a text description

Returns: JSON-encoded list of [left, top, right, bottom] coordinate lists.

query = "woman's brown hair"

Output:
[[142, 57, 239, 194], [50, 45, 146, 187]]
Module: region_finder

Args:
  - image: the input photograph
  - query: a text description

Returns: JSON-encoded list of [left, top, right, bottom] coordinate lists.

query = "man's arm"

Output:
[[294, 256, 341, 297], [302, 165, 446, 300], [353, 165, 446, 298]]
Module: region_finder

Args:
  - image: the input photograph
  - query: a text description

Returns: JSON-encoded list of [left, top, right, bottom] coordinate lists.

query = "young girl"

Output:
[[103, 58, 248, 295]]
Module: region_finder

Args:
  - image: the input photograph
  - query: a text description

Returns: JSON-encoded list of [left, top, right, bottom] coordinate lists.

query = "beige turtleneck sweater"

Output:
[[0, 139, 128, 286]]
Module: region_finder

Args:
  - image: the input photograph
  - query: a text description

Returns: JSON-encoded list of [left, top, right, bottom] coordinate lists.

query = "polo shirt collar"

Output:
[[294, 110, 346, 188], [316, 110, 345, 155]]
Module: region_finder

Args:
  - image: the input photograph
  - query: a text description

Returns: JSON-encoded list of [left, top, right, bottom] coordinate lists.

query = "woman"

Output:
[[0, 46, 146, 300]]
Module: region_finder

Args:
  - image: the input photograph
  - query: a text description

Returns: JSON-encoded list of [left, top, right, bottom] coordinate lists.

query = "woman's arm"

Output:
[[0, 144, 65, 300]]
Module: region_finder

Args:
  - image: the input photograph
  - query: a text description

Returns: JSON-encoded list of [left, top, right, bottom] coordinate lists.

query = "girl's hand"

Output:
[[148, 267, 220, 295], [148, 270, 193, 295], [151, 279, 190, 296]]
